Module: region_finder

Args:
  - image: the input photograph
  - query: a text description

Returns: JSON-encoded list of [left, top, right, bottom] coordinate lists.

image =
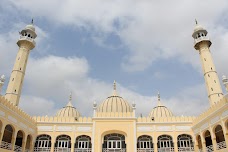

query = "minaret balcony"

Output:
[[18, 35, 36, 46], [194, 36, 210, 45]]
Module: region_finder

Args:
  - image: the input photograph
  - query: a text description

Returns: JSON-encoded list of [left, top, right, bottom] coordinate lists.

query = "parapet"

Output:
[[33, 116, 92, 123], [137, 116, 195, 123]]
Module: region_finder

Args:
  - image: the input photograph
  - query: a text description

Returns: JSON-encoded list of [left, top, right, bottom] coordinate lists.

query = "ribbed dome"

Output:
[[149, 92, 173, 118], [56, 93, 80, 118], [25, 24, 35, 32], [192, 20, 207, 38], [97, 81, 133, 113]]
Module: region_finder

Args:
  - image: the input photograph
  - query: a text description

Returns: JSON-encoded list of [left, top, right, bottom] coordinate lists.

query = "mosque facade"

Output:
[[0, 21, 227, 152]]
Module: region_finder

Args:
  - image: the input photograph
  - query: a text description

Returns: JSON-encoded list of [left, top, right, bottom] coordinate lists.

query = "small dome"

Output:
[[97, 81, 133, 113], [193, 24, 204, 33], [192, 20, 208, 38], [25, 24, 35, 32], [56, 93, 80, 118], [149, 92, 173, 118]]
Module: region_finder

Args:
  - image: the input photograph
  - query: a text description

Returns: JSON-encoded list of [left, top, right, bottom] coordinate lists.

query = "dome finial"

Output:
[[195, 19, 198, 25], [31, 18, 34, 24], [66, 92, 73, 107], [112, 80, 117, 96], [157, 91, 162, 106]]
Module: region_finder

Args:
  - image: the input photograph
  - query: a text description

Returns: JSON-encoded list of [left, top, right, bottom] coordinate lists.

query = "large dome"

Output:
[[56, 93, 80, 118], [149, 93, 173, 118], [97, 81, 133, 113]]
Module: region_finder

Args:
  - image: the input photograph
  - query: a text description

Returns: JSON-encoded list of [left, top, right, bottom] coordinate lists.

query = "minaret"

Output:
[[222, 75, 228, 92], [0, 75, 5, 95], [5, 20, 37, 106], [192, 20, 223, 105]]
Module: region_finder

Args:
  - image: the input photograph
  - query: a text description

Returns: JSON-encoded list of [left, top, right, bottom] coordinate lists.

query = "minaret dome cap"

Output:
[[192, 20, 208, 38]]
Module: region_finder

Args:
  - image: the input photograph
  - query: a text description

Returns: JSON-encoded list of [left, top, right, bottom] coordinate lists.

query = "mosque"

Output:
[[0, 20, 227, 152]]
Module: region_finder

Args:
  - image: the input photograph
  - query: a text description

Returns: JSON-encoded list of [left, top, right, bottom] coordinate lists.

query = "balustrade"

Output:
[[178, 147, 194, 152], [158, 147, 174, 152], [0, 141, 12, 150], [216, 141, 227, 150], [34, 147, 51, 151], [103, 148, 126, 152], [137, 148, 154, 152], [206, 145, 213, 152], [54, 147, 71, 152], [74, 148, 92, 152], [14, 144, 22, 152]]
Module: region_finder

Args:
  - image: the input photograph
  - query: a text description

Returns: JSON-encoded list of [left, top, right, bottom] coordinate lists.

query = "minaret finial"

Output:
[[112, 80, 117, 96], [66, 91, 73, 107], [31, 19, 34, 24], [195, 19, 198, 25], [157, 91, 162, 106]]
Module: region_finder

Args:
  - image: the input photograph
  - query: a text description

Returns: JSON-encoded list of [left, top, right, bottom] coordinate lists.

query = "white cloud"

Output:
[[7, 0, 228, 73]]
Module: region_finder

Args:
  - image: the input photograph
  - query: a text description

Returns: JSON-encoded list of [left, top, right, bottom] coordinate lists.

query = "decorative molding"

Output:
[[56, 126, 73, 132], [29, 128, 35, 133], [175, 126, 191, 131], [201, 123, 208, 130], [38, 126, 53, 131], [157, 126, 173, 131], [137, 126, 154, 132], [222, 110, 228, 118], [8, 115, 17, 123], [210, 116, 220, 125], [0, 110, 5, 116], [76, 127, 92, 132], [19, 122, 27, 129]]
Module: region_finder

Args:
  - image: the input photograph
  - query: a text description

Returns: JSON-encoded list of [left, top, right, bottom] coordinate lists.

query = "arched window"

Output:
[[215, 125, 226, 150], [137, 135, 153, 149], [75, 135, 92, 150], [34, 134, 51, 151], [1, 124, 14, 150], [14, 130, 24, 151], [55, 135, 71, 151], [177, 134, 194, 151], [204, 130, 213, 151], [158, 135, 174, 152], [102, 133, 126, 151]]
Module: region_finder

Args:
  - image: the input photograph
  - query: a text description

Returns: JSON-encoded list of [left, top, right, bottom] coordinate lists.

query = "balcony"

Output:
[[54, 148, 71, 152], [74, 148, 92, 152], [158, 147, 174, 152], [0, 141, 12, 150], [34, 147, 51, 151], [137, 148, 154, 152], [18, 35, 36, 46], [178, 147, 194, 152]]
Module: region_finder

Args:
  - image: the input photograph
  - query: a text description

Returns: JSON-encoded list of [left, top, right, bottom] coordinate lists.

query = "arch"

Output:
[[137, 135, 153, 149], [204, 130, 213, 150], [214, 125, 226, 150], [102, 133, 126, 151], [14, 130, 24, 151], [157, 135, 174, 151], [1, 124, 14, 150], [55, 134, 71, 151], [196, 135, 202, 150], [0, 120, 3, 142], [75, 135, 92, 150], [177, 134, 194, 151], [25, 134, 32, 151], [34, 134, 51, 151]]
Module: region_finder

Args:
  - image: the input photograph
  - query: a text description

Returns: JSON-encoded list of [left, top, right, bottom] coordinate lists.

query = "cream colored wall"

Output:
[[197, 41, 223, 105], [5, 41, 34, 106]]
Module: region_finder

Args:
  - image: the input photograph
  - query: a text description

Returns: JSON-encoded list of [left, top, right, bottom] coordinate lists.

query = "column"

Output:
[[173, 141, 178, 152], [210, 127, 217, 151], [200, 132, 206, 152], [30, 138, 35, 152], [0, 123, 6, 143], [71, 136, 75, 152], [153, 139, 158, 152], [50, 136, 55, 152], [11, 131, 17, 151], [221, 120, 228, 147], [194, 139, 199, 152], [21, 134, 27, 152]]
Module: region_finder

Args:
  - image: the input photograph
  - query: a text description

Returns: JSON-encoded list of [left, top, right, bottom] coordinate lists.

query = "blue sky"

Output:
[[0, 0, 228, 117]]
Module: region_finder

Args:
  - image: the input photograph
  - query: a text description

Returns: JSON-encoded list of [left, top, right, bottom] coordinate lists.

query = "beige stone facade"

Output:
[[0, 21, 227, 152]]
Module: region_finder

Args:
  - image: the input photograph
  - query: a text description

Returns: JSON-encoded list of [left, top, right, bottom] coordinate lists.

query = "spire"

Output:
[[66, 92, 73, 107], [112, 80, 117, 96], [157, 91, 162, 106], [31, 18, 34, 24], [195, 19, 198, 25]]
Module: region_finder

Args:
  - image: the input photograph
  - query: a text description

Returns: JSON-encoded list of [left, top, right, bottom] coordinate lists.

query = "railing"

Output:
[[158, 147, 174, 152], [178, 147, 194, 152], [34, 147, 51, 151], [54, 147, 71, 152], [74, 148, 92, 152], [216, 141, 227, 150], [0, 141, 12, 150], [194, 36, 210, 44], [19, 35, 36, 45], [206, 145, 213, 152], [137, 148, 154, 152], [103, 148, 126, 152], [14, 144, 22, 152], [25, 149, 30, 152]]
